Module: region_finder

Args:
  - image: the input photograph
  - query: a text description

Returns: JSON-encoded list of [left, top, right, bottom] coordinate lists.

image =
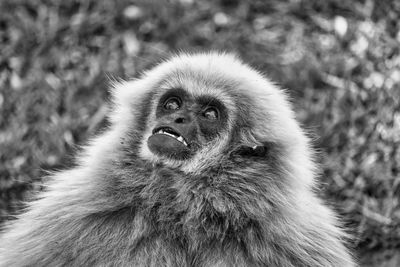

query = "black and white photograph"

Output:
[[0, 0, 399, 266]]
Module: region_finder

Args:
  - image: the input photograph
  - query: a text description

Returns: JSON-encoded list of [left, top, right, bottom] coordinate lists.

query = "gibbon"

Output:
[[0, 53, 355, 267]]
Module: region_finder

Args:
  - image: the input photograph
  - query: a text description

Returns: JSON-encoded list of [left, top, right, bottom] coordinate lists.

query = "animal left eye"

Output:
[[203, 107, 218, 120], [164, 97, 180, 110]]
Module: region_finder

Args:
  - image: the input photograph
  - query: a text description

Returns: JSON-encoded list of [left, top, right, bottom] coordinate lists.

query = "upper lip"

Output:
[[152, 126, 188, 146]]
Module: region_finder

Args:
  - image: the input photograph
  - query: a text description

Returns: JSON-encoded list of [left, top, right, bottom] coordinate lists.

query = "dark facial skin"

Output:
[[147, 88, 228, 160]]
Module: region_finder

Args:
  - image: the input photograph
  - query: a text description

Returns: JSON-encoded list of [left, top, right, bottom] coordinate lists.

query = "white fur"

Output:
[[0, 52, 355, 267]]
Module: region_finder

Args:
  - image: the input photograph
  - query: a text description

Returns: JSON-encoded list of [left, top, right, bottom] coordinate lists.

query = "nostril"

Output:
[[175, 117, 185, 123]]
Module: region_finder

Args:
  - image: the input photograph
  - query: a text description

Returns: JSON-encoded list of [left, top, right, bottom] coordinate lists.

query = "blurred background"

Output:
[[0, 0, 399, 265]]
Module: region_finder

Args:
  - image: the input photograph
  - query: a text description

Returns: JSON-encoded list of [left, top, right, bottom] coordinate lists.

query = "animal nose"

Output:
[[172, 112, 191, 124], [175, 117, 185, 123]]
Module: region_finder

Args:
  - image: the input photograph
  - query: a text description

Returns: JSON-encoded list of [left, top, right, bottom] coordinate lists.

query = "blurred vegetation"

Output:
[[0, 0, 399, 265]]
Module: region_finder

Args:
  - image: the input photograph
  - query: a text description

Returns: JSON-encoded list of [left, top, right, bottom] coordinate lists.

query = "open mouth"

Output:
[[152, 127, 188, 147]]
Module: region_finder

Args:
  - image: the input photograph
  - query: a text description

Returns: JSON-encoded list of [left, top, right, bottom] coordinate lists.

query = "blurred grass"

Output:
[[0, 0, 399, 265]]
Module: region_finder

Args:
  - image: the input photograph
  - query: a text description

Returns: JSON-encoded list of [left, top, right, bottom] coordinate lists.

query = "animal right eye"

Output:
[[164, 97, 180, 110]]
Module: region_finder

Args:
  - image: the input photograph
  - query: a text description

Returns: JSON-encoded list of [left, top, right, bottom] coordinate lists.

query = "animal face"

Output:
[[111, 53, 312, 184]]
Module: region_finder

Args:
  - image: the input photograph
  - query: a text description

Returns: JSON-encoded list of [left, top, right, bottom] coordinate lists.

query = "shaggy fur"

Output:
[[0, 53, 355, 266]]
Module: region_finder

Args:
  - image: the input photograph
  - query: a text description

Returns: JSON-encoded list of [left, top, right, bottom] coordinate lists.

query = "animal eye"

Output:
[[203, 107, 218, 120], [164, 97, 180, 110]]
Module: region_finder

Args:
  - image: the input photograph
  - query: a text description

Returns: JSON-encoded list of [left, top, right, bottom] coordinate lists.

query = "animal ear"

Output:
[[235, 145, 267, 157], [235, 130, 268, 157]]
